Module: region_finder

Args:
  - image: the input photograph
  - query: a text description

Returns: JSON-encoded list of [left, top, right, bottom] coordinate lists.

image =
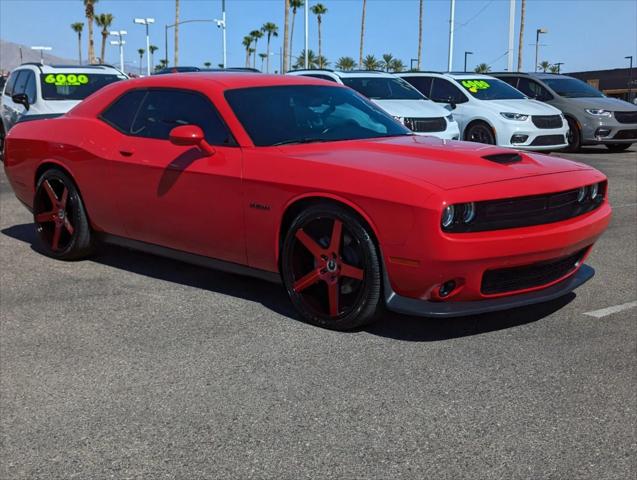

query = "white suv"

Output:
[[1, 63, 127, 154], [287, 69, 460, 140], [399, 72, 569, 150]]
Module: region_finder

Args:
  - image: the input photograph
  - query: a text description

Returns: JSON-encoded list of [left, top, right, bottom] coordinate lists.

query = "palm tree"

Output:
[[95, 13, 113, 64], [381, 53, 394, 72], [156, 59, 168, 72], [517, 0, 526, 71], [548, 64, 560, 74], [137, 48, 145, 75], [149, 45, 158, 69], [538, 60, 551, 73], [242, 35, 253, 68], [259, 53, 268, 71], [389, 59, 405, 72], [311, 3, 328, 68], [288, 0, 303, 71], [71, 22, 84, 65], [294, 49, 318, 69], [362, 54, 381, 71], [83, 0, 98, 64], [204, 61, 212, 68], [335, 56, 356, 71], [317, 55, 329, 68], [174, 0, 180, 66], [417, 0, 423, 69], [261, 22, 278, 73], [474, 63, 491, 73], [250, 30, 263, 68], [359, 0, 367, 67]]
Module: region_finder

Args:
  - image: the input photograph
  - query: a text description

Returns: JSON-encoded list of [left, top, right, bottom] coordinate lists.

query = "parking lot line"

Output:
[[584, 300, 637, 318]]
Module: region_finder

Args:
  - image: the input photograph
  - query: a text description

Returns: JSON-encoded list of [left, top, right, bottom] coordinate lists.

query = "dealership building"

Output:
[[567, 67, 636, 102]]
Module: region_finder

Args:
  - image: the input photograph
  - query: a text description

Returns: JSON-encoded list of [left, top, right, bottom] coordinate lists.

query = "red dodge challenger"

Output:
[[3, 73, 611, 330]]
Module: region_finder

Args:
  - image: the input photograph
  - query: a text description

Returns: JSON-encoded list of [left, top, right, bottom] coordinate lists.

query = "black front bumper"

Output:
[[384, 264, 594, 318]]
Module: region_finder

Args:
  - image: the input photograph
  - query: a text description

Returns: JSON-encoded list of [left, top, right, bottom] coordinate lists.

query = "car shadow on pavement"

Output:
[[3, 222, 576, 342]]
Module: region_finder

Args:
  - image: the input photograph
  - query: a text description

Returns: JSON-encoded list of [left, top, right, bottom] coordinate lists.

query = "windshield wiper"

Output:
[[272, 137, 331, 146]]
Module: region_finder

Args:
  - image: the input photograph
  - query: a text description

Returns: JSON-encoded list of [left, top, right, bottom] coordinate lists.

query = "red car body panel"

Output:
[[3, 73, 611, 314]]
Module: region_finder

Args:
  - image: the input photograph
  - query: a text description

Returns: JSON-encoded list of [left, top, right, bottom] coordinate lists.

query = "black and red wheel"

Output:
[[281, 203, 382, 330], [33, 169, 94, 260]]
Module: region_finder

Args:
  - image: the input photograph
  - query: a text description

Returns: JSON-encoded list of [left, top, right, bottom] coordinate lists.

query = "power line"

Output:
[[454, 0, 495, 32]]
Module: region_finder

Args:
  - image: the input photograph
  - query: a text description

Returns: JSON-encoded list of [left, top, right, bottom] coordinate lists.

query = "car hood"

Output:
[[38, 99, 81, 114], [562, 96, 637, 111], [281, 135, 590, 190], [371, 99, 449, 118], [478, 98, 562, 115]]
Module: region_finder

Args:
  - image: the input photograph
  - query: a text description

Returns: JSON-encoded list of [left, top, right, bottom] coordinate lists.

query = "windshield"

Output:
[[341, 77, 425, 100], [40, 73, 124, 100], [542, 77, 604, 98], [224, 85, 411, 146], [457, 78, 526, 100]]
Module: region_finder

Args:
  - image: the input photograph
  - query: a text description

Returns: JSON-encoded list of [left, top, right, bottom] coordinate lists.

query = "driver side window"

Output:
[[430, 78, 467, 104], [517, 78, 553, 101]]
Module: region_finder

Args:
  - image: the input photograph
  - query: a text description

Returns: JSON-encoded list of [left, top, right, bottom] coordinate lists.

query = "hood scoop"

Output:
[[482, 153, 523, 165]]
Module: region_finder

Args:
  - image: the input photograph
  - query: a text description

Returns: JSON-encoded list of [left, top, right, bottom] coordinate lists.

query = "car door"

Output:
[[516, 77, 554, 102], [1, 70, 28, 131], [102, 88, 246, 264], [430, 78, 470, 132]]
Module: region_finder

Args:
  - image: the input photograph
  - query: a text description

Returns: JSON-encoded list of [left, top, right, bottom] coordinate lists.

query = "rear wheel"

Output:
[[564, 117, 581, 152], [33, 169, 94, 260], [281, 203, 382, 330], [605, 143, 630, 152], [465, 122, 496, 145]]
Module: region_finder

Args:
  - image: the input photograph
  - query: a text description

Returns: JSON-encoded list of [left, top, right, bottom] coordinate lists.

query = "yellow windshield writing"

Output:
[[461, 80, 491, 93], [44, 74, 89, 87]]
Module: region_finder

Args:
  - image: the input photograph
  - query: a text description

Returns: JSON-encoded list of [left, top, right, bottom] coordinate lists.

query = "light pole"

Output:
[[410, 58, 418, 71], [626, 56, 634, 101], [304, 0, 309, 69], [447, 0, 455, 71], [31, 46, 52, 64], [134, 18, 155, 76], [534, 27, 548, 72], [109, 30, 127, 71], [464, 51, 473, 73], [214, 0, 227, 68], [553, 62, 564, 74]]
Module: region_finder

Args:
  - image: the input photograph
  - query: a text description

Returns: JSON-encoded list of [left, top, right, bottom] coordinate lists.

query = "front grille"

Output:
[[404, 117, 446, 133], [481, 248, 587, 295], [614, 111, 637, 124], [531, 115, 563, 129], [444, 183, 606, 233], [530, 134, 565, 146], [613, 129, 637, 140]]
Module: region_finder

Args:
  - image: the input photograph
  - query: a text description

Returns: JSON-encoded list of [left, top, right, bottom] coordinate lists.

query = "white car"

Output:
[[398, 72, 570, 150], [1, 63, 127, 154], [287, 69, 460, 140]]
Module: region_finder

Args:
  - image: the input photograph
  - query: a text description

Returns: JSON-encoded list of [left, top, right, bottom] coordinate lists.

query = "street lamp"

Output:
[[109, 30, 127, 71], [626, 56, 634, 101], [553, 62, 564, 74], [31, 46, 52, 64], [534, 28, 548, 72], [214, 0, 227, 69], [134, 18, 155, 76], [464, 51, 473, 73]]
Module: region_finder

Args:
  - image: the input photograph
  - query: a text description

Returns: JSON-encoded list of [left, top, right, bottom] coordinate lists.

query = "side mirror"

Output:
[[448, 101, 457, 110], [169, 125, 215, 156], [12, 93, 29, 111]]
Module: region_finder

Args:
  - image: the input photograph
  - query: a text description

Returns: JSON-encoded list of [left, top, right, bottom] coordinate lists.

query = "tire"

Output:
[[0, 127, 5, 162], [564, 117, 581, 152], [33, 168, 94, 260], [605, 143, 630, 152], [464, 122, 496, 145], [281, 203, 382, 330]]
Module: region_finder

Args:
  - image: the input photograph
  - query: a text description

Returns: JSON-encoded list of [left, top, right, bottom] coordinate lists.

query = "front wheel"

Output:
[[605, 143, 630, 152], [564, 117, 581, 152], [281, 203, 382, 330], [465, 122, 496, 145], [33, 169, 94, 260]]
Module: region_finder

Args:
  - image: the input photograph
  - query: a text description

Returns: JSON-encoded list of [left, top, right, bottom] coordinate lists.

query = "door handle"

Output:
[[119, 149, 134, 157]]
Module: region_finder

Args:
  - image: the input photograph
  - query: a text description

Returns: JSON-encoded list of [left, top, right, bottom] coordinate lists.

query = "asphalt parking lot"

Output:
[[1, 146, 635, 479]]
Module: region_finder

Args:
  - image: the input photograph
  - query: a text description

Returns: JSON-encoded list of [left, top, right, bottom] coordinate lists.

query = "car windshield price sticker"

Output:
[[44, 74, 89, 87], [461, 80, 491, 93]]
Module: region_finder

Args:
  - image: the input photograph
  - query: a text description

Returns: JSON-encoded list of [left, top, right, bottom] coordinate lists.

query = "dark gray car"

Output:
[[492, 72, 637, 152]]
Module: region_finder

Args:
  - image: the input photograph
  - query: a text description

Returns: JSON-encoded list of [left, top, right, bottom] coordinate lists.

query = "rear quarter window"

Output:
[[100, 90, 146, 133]]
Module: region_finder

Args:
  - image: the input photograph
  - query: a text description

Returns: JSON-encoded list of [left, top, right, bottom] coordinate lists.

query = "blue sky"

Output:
[[1, 0, 635, 73]]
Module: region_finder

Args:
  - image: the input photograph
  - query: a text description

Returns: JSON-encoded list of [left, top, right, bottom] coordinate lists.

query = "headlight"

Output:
[[462, 202, 476, 223], [446, 114, 454, 122], [585, 109, 612, 117], [441, 205, 455, 228], [500, 112, 529, 121], [576, 186, 587, 203], [590, 183, 599, 200]]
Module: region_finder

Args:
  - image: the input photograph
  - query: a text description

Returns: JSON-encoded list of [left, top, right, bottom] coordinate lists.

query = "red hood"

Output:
[[279, 135, 590, 190]]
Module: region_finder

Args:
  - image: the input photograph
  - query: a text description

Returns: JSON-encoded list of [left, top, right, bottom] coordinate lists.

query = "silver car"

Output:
[[493, 72, 637, 152]]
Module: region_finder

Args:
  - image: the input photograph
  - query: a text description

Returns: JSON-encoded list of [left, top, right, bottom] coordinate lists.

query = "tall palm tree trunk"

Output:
[[78, 33, 83, 65], [317, 19, 322, 67], [266, 37, 271, 73], [88, 20, 95, 63], [417, 0, 423, 69], [517, 0, 526, 71], [359, 0, 366, 67], [283, 0, 290, 73], [245, 50, 250, 68], [174, 0, 180, 66], [289, 8, 296, 71], [100, 32, 107, 64]]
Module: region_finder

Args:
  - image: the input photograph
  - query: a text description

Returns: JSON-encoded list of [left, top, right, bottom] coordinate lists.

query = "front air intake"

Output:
[[482, 153, 522, 164]]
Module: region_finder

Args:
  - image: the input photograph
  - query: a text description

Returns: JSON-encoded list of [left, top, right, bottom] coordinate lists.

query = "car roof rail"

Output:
[[18, 62, 44, 72], [347, 69, 389, 74], [288, 68, 335, 73], [398, 70, 444, 74]]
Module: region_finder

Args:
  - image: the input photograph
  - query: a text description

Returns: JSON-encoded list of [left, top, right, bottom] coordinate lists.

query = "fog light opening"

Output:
[[439, 280, 457, 298], [594, 127, 611, 138], [510, 134, 529, 144]]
